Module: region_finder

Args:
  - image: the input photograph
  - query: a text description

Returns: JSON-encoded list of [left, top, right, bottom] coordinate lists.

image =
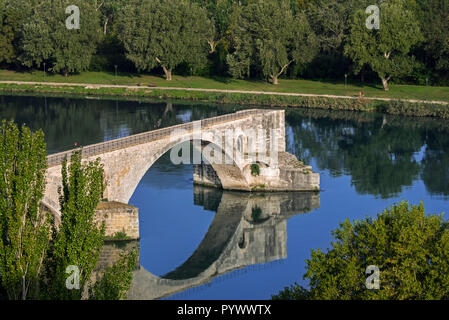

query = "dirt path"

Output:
[[1, 80, 447, 105]]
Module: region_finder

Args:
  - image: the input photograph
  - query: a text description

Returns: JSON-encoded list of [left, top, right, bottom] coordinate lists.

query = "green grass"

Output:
[[0, 69, 448, 102]]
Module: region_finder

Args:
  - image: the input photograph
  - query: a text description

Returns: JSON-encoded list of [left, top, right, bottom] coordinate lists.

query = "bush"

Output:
[[251, 163, 260, 176], [273, 201, 449, 300], [385, 100, 449, 118]]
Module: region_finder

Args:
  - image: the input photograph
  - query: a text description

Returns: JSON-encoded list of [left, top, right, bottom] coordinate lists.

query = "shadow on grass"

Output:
[[209, 75, 238, 85]]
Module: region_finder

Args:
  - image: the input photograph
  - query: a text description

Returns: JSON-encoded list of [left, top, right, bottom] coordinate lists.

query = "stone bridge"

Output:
[[95, 186, 320, 300], [43, 109, 320, 216]]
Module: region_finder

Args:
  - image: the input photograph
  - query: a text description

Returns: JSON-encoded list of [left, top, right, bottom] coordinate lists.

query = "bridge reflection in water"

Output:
[[97, 186, 320, 300]]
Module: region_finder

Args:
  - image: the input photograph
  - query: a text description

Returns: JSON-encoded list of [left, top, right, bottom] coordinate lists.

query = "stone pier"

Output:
[[94, 202, 140, 240]]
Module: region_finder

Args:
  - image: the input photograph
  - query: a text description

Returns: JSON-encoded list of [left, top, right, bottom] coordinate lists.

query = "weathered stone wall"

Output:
[[96, 240, 140, 271], [94, 201, 139, 240], [193, 164, 222, 188], [44, 109, 319, 214]]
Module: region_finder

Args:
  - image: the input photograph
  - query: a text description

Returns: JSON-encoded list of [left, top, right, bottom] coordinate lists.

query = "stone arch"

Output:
[[40, 199, 61, 226], [120, 137, 250, 204]]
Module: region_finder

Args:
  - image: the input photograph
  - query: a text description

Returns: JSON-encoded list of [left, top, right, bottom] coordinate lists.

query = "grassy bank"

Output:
[[1, 69, 449, 102], [0, 77, 449, 119], [0, 81, 376, 111]]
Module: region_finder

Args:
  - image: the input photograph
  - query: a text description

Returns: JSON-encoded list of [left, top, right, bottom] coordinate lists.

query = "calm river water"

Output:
[[1, 94, 448, 299]]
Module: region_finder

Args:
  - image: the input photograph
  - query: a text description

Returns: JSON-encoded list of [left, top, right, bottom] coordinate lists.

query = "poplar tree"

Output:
[[0, 121, 49, 300], [42, 150, 106, 300]]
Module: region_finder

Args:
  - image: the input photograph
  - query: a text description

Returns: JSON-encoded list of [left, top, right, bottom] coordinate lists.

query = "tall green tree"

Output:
[[89, 249, 137, 300], [20, 0, 101, 76], [226, 0, 317, 84], [273, 201, 449, 300], [97, 0, 123, 36], [116, 0, 211, 81], [42, 150, 105, 300], [0, 0, 15, 64], [0, 0, 40, 65], [0, 121, 49, 300], [416, 0, 449, 75], [345, 2, 423, 90]]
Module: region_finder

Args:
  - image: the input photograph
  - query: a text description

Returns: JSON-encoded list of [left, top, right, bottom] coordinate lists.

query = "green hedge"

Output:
[[2, 83, 448, 118], [385, 100, 449, 118]]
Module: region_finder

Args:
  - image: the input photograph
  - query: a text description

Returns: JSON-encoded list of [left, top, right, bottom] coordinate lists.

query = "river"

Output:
[[1, 94, 448, 299]]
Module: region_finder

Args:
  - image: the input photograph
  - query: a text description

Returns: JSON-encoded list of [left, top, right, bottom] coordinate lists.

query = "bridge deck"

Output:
[[46, 109, 269, 167]]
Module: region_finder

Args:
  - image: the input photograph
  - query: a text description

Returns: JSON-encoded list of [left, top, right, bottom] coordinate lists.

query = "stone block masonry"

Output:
[[94, 201, 139, 240]]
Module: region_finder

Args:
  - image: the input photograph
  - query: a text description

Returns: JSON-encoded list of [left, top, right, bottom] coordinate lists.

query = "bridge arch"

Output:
[[117, 137, 249, 204], [126, 189, 321, 300]]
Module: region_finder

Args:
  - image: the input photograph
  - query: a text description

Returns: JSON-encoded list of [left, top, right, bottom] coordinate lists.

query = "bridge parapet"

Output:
[[47, 109, 269, 167], [43, 109, 319, 215]]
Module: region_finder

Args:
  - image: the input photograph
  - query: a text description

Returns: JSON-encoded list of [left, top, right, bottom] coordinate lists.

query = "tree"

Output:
[[344, 2, 423, 90], [97, 0, 123, 36], [0, 0, 40, 65], [416, 0, 449, 74], [0, 121, 49, 300], [20, 0, 101, 76], [116, 0, 211, 81], [0, 0, 15, 64], [89, 249, 137, 300], [42, 150, 105, 300], [273, 201, 449, 300], [190, 0, 239, 54], [226, 0, 317, 84]]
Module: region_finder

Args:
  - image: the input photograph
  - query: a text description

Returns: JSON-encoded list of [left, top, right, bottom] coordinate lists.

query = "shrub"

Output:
[[385, 100, 449, 118], [251, 163, 260, 176], [273, 201, 449, 300]]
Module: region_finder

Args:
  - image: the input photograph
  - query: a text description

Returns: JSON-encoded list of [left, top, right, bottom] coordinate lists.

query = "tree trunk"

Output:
[[103, 18, 108, 35], [271, 75, 279, 85], [162, 67, 172, 81], [381, 77, 389, 91], [22, 276, 26, 300], [207, 40, 216, 54]]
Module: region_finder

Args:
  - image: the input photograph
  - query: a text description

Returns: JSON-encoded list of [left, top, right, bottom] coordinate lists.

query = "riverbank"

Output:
[[1, 70, 449, 101], [0, 79, 448, 118]]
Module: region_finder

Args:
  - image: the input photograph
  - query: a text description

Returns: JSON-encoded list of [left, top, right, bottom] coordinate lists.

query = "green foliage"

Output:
[[227, 0, 317, 83], [273, 201, 449, 300], [251, 205, 262, 221], [42, 150, 106, 300], [20, 0, 101, 75], [0, 0, 15, 64], [250, 163, 260, 176], [0, 121, 49, 300], [416, 0, 449, 74], [106, 229, 130, 241], [89, 249, 138, 300], [116, 0, 211, 80], [0, 0, 448, 84], [385, 100, 449, 119], [345, 2, 423, 90]]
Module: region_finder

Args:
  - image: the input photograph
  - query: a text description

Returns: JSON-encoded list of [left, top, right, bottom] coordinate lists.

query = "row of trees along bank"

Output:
[[0, 0, 448, 89]]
